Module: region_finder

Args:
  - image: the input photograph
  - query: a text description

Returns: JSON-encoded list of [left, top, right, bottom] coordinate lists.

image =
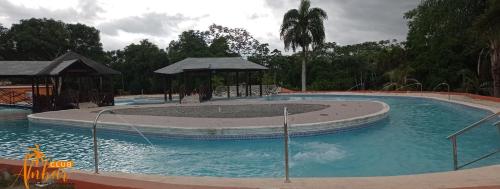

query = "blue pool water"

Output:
[[114, 97, 165, 106], [0, 95, 499, 177]]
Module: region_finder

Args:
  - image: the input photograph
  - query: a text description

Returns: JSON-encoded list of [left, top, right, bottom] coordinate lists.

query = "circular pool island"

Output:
[[28, 100, 389, 139]]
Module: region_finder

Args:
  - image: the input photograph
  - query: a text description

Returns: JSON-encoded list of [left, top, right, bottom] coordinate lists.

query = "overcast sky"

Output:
[[0, 0, 419, 51]]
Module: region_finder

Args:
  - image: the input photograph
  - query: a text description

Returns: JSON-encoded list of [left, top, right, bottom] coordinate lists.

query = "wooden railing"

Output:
[[0, 88, 32, 106]]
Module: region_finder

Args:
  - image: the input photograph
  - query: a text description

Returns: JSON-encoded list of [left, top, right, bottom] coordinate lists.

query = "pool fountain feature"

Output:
[[433, 82, 451, 100], [395, 82, 423, 95], [347, 83, 365, 91], [92, 109, 155, 174], [381, 83, 397, 90]]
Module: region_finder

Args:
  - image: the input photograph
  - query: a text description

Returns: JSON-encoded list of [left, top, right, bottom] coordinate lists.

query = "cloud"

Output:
[[0, 0, 419, 51], [248, 13, 268, 20], [0, 0, 103, 25], [98, 12, 195, 37], [265, 0, 418, 45], [78, 0, 104, 20]]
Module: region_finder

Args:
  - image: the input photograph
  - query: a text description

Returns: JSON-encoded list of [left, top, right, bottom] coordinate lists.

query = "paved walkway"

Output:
[[29, 100, 386, 128], [80, 164, 500, 189], [305, 91, 500, 112], [1, 159, 500, 189]]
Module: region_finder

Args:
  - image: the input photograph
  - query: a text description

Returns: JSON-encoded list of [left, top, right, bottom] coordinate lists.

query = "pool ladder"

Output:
[[447, 111, 500, 170]]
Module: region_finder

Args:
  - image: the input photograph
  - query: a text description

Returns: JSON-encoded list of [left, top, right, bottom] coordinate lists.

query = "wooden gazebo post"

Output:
[[181, 71, 187, 104], [236, 71, 240, 97], [226, 72, 230, 99], [248, 72, 252, 96], [45, 77, 49, 100], [168, 77, 173, 101], [245, 72, 249, 97], [54, 76, 60, 110], [259, 71, 263, 97], [31, 77, 37, 112], [208, 69, 213, 99], [36, 77, 40, 109], [163, 76, 167, 102]]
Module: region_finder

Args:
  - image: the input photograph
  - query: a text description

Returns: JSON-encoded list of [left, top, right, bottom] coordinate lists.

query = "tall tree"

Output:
[[7, 18, 69, 60], [1, 18, 106, 61], [404, 0, 487, 90], [0, 24, 8, 60], [280, 0, 327, 91], [209, 37, 238, 57], [474, 0, 500, 97], [167, 30, 211, 63], [206, 24, 261, 57], [67, 23, 105, 62], [109, 39, 169, 94]]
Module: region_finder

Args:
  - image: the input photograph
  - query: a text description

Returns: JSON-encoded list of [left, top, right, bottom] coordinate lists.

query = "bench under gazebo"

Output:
[[0, 51, 121, 112], [154, 57, 268, 103]]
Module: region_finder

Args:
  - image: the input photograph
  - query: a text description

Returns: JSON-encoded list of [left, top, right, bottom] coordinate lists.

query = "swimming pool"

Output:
[[0, 95, 499, 177]]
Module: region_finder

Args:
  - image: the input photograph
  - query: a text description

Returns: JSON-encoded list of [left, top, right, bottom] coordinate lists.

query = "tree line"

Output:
[[0, 0, 498, 96]]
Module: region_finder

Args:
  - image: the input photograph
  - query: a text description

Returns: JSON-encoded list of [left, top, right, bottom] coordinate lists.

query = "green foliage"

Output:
[[207, 24, 261, 56], [209, 37, 238, 57], [404, 0, 488, 89], [474, 0, 500, 97], [474, 0, 500, 41], [0, 24, 8, 60], [280, 0, 327, 91], [167, 25, 257, 63], [211, 75, 225, 88], [108, 39, 169, 94], [1, 18, 105, 61], [280, 0, 327, 51], [167, 30, 212, 63], [66, 23, 105, 62], [5, 18, 69, 60]]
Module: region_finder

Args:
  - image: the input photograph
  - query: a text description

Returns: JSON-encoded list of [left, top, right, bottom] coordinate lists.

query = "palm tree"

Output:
[[280, 0, 327, 91], [475, 0, 500, 97]]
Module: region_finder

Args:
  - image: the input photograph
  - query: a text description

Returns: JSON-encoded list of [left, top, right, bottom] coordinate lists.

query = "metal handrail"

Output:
[[396, 83, 423, 96], [446, 111, 500, 170], [92, 109, 114, 174], [406, 78, 420, 84], [433, 82, 451, 100], [283, 107, 291, 183], [446, 112, 500, 139]]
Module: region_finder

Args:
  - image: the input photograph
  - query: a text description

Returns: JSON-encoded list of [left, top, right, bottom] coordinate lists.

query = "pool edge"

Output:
[[26, 101, 390, 139]]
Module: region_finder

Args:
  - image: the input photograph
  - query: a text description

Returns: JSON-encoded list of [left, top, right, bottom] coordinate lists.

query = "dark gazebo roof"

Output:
[[0, 61, 52, 76], [0, 51, 120, 77], [154, 57, 268, 75]]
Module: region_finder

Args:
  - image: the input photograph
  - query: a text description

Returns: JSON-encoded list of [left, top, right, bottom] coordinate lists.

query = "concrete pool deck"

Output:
[[27, 100, 390, 138], [290, 91, 500, 113], [1, 158, 500, 189]]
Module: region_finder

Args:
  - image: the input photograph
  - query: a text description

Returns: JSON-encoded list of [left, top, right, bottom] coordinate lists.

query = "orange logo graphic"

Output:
[[19, 144, 73, 189]]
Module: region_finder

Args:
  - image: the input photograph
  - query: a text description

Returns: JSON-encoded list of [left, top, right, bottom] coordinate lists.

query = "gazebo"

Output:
[[154, 57, 268, 102], [0, 51, 120, 112]]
